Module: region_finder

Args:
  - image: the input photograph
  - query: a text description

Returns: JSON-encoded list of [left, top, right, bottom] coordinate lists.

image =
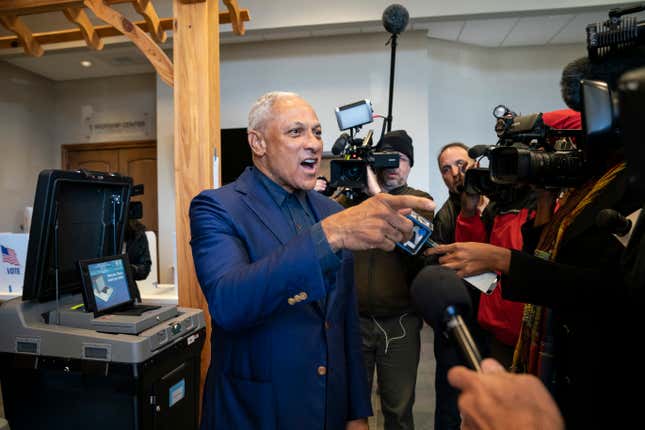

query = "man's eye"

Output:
[[313, 129, 322, 138], [289, 129, 302, 136]]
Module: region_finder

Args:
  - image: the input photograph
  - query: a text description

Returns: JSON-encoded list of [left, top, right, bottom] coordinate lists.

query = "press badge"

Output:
[[396, 211, 433, 255]]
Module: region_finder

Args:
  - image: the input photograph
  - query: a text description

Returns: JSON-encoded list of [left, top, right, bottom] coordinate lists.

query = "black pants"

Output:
[[433, 310, 490, 430]]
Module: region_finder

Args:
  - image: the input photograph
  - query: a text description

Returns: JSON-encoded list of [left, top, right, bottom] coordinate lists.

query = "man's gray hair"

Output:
[[248, 91, 301, 132]]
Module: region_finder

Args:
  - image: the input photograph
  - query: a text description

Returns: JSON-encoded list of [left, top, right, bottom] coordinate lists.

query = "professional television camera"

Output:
[[483, 106, 585, 188], [329, 99, 399, 191]]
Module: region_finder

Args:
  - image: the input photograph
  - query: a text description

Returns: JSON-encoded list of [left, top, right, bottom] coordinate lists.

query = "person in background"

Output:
[[335, 130, 433, 430], [189, 91, 435, 430], [314, 175, 336, 196], [430, 142, 490, 430], [124, 218, 152, 281]]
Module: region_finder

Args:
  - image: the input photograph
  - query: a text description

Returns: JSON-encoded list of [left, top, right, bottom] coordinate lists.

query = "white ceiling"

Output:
[[1, 5, 643, 81]]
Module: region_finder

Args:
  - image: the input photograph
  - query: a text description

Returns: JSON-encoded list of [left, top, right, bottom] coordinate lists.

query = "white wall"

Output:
[[52, 74, 156, 162], [0, 31, 588, 280], [217, 32, 585, 205], [156, 77, 176, 284], [0, 62, 55, 232], [219, 31, 431, 190], [426, 39, 585, 205]]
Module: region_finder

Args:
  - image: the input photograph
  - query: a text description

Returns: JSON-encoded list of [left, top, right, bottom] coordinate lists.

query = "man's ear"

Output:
[[248, 130, 266, 157]]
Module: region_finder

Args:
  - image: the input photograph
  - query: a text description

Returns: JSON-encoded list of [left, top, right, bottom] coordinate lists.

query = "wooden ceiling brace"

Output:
[[83, 0, 173, 86], [63, 7, 104, 50], [131, 0, 167, 44], [222, 0, 245, 35], [0, 15, 44, 57]]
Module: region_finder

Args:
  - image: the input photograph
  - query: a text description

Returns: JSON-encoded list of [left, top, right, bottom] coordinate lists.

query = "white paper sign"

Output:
[[0, 233, 29, 295]]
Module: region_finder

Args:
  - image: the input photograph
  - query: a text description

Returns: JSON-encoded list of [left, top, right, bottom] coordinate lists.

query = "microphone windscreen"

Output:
[[332, 133, 350, 155], [382, 4, 409, 35], [468, 145, 490, 159], [410, 266, 472, 329]]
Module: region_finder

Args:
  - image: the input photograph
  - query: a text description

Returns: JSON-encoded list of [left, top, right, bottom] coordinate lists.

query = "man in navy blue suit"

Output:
[[190, 91, 435, 430]]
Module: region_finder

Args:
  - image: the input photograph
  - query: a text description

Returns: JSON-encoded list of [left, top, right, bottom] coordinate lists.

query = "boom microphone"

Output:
[[411, 266, 483, 371], [382, 4, 409, 35]]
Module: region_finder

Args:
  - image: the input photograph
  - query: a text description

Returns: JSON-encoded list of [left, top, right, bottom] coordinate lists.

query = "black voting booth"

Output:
[[0, 169, 206, 430]]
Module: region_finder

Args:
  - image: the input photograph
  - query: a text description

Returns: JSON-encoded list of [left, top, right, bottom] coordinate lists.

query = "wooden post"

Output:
[[172, 0, 218, 414]]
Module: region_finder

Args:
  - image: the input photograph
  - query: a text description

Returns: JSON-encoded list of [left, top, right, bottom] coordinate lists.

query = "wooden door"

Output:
[[62, 141, 158, 233]]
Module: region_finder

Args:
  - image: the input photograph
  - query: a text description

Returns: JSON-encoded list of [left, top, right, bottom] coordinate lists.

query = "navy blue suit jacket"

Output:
[[190, 167, 372, 430]]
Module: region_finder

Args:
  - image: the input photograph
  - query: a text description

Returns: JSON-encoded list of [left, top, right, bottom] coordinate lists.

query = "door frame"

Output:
[[61, 140, 156, 168]]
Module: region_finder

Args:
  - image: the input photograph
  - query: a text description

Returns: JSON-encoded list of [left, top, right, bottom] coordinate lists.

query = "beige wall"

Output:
[[0, 62, 55, 233]]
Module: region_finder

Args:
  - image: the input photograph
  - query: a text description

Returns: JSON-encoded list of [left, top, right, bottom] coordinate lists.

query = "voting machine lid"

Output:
[[22, 169, 133, 302]]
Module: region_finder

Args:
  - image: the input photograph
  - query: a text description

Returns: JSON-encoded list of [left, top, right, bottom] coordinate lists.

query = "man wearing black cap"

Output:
[[335, 130, 433, 430]]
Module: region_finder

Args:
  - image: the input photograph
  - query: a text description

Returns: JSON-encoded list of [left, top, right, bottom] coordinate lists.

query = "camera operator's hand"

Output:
[[363, 165, 382, 196], [460, 191, 481, 218], [321, 193, 435, 252]]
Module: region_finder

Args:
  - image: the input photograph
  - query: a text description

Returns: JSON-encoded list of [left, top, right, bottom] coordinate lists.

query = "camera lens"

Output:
[[344, 166, 363, 181]]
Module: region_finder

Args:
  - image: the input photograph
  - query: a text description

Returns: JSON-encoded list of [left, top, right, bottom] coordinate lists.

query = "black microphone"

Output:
[[332, 133, 350, 155], [468, 145, 491, 159], [382, 4, 409, 35], [411, 266, 483, 371], [597, 208, 632, 236]]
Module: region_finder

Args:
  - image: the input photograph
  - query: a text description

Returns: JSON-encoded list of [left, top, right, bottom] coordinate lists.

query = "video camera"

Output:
[[488, 108, 586, 188], [464, 106, 585, 192], [329, 99, 399, 190]]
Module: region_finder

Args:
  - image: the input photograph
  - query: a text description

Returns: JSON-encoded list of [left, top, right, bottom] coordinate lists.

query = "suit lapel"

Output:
[[235, 168, 293, 246], [307, 191, 339, 317]]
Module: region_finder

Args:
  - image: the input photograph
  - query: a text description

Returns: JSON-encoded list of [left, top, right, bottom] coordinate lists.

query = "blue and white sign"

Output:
[[0, 233, 28, 296], [169, 379, 185, 408]]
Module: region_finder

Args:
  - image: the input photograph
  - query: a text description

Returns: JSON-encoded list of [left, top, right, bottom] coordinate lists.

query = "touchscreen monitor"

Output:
[[78, 254, 137, 315]]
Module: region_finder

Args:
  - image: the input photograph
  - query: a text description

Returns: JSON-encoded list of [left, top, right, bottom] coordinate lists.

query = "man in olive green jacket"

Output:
[[335, 130, 433, 430]]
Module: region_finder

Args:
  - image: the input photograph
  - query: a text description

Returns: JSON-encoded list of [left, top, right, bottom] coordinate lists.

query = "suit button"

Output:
[[297, 292, 308, 301], [317, 366, 327, 376], [324, 321, 330, 330], [288, 297, 296, 305]]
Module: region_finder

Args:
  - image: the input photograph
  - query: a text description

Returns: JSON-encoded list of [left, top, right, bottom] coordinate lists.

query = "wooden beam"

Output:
[[131, 0, 167, 44], [0, 0, 83, 16], [173, 0, 219, 414], [222, 0, 245, 35], [0, 15, 44, 57], [0, 11, 250, 51], [84, 0, 173, 86], [63, 7, 103, 50]]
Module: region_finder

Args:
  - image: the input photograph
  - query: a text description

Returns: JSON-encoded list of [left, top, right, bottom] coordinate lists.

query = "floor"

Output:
[[369, 324, 436, 430]]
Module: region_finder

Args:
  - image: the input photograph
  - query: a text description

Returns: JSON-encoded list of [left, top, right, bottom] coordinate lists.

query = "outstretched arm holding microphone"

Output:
[[448, 358, 565, 430]]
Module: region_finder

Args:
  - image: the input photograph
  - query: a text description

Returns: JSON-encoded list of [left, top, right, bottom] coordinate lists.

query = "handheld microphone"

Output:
[[597, 208, 632, 236], [411, 266, 483, 371], [382, 4, 409, 35]]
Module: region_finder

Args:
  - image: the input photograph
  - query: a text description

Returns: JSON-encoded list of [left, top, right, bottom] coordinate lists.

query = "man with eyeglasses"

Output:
[[335, 130, 433, 430]]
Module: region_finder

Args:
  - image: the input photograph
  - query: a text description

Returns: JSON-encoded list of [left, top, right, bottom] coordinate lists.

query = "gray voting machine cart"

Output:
[[0, 170, 206, 430]]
